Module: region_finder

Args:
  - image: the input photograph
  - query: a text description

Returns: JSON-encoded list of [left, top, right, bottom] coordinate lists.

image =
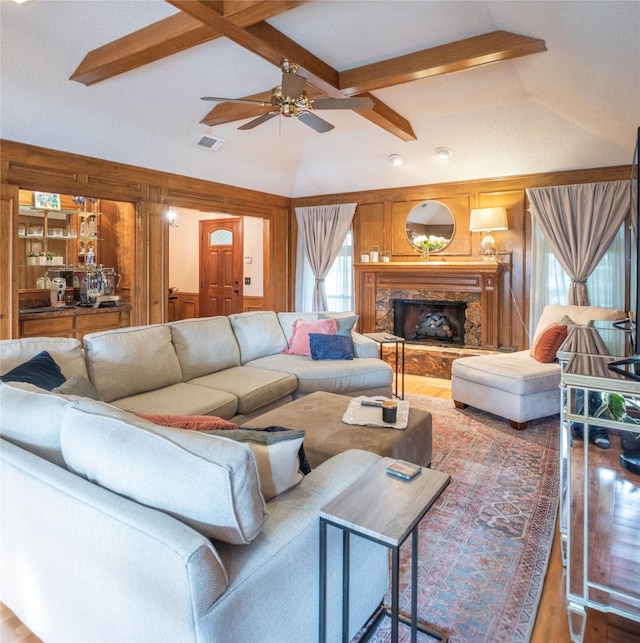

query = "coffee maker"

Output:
[[73, 267, 120, 307], [50, 277, 66, 307]]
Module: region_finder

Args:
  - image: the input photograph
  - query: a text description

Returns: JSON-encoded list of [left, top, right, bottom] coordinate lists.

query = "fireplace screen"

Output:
[[394, 299, 467, 345]]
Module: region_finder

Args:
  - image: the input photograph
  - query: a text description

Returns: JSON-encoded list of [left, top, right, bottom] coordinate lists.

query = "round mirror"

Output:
[[405, 200, 455, 253]]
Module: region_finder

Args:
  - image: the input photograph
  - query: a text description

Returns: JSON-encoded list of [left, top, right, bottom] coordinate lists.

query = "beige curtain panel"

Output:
[[527, 180, 631, 305], [295, 203, 356, 311]]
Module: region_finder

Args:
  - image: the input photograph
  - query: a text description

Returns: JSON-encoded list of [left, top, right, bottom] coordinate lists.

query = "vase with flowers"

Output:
[[413, 234, 448, 261]]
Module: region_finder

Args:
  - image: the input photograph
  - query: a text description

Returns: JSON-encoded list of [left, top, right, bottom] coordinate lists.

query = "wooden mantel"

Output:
[[355, 261, 503, 350]]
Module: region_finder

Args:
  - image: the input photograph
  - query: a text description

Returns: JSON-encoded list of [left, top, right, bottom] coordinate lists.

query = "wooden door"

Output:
[[199, 218, 243, 317]]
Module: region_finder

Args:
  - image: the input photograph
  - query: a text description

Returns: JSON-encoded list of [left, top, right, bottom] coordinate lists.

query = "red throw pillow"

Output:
[[530, 323, 568, 363], [282, 318, 338, 356], [135, 413, 238, 431]]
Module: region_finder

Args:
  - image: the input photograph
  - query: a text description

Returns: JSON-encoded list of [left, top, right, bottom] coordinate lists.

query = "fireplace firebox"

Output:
[[394, 299, 467, 345]]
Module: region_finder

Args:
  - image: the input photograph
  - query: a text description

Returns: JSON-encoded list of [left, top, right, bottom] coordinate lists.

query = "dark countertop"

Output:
[[19, 303, 131, 320]]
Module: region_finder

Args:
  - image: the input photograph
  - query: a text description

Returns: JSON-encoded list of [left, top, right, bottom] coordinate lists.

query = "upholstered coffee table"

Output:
[[241, 391, 432, 468]]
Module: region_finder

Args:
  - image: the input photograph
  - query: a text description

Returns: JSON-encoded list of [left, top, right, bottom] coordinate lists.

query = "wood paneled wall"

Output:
[[0, 139, 290, 339], [1, 137, 632, 349], [292, 165, 633, 351]]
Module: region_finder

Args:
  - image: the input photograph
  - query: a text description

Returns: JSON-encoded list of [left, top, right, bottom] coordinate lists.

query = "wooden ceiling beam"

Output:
[[339, 30, 547, 94], [355, 93, 416, 142], [70, 1, 303, 86], [170, 1, 416, 140]]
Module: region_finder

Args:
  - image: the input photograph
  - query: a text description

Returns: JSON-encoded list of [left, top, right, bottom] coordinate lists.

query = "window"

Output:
[[295, 229, 354, 312], [530, 219, 626, 333]]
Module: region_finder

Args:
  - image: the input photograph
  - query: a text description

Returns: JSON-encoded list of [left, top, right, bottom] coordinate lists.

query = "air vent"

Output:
[[195, 135, 225, 151]]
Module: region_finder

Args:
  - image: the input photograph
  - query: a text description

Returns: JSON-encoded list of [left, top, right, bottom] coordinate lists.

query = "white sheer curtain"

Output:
[[294, 203, 356, 311], [530, 219, 626, 337], [295, 229, 354, 312]]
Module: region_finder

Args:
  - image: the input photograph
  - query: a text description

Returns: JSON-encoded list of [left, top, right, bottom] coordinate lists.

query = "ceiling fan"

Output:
[[201, 60, 373, 133]]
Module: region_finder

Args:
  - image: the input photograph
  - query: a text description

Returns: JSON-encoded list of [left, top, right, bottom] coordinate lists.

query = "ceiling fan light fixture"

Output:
[[388, 154, 405, 167], [436, 147, 452, 160]]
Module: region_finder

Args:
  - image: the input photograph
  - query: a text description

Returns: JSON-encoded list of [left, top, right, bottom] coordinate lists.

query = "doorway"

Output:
[[199, 217, 243, 317]]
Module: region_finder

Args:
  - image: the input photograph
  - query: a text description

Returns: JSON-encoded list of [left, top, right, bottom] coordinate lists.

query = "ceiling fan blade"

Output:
[[312, 97, 374, 110], [281, 71, 307, 99], [202, 97, 266, 105], [298, 111, 335, 133], [238, 112, 278, 130]]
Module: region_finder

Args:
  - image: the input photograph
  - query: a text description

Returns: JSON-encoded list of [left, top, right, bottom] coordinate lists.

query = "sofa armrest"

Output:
[[351, 332, 379, 358], [1, 439, 227, 643]]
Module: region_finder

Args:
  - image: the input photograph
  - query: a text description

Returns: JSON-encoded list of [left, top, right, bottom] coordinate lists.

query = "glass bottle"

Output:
[[87, 215, 97, 237]]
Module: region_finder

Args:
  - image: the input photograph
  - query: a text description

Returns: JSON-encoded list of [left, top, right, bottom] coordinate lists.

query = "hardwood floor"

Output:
[[2, 373, 638, 642], [401, 374, 640, 643]]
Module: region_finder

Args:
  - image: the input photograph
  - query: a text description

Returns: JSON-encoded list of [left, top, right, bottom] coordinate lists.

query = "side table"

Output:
[[364, 333, 405, 399], [319, 457, 450, 643]]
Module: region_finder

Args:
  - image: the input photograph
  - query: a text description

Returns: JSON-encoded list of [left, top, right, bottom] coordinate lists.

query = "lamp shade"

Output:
[[469, 207, 508, 232]]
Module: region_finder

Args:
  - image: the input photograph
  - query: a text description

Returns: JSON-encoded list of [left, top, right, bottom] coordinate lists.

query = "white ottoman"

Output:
[[451, 304, 626, 429], [451, 350, 561, 429]]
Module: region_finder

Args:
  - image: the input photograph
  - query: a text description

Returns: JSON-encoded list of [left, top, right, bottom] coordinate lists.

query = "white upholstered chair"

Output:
[[451, 304, 627, 429]]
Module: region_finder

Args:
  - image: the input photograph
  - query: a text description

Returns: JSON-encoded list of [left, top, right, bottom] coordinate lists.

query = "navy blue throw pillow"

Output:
[[308, 333, 354, 361], [0, 351, 66, 390]]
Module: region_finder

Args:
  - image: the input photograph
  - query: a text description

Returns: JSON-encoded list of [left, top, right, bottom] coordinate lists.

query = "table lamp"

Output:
[[469, 207, 508, 261]]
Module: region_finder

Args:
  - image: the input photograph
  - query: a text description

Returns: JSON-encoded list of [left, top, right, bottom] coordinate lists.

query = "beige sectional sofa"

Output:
[[0, 312, 394, 641], [1, 310, 392, 424], [0, 382, 388, 642]]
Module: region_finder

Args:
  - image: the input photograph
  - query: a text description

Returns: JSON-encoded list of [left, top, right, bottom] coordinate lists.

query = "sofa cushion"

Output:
[[52, 375, 100, 399], [189, 365, 297, 415], [84, 325, 182, 402], [319, 312, 359, 336], [0, 382, 71, 467], [1, 351, 66, 390], [229, 311, 288, 363], [170, 316, 241, 380], [202, 428, 306, 502], [246, 354, 393, 395], [60, 400, 267, 544], [277, 311, 359, 341], [530, 323, 569, 363], [283, 318, 338, 356], [309, 333, 354, 360], [0, 337, 88, 380], [110, 382, 238, 419], [277, 312, 320, 342]]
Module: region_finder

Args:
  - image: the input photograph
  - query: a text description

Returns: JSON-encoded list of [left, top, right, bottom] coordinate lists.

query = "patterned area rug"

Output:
[[364, 395, 560, 643]]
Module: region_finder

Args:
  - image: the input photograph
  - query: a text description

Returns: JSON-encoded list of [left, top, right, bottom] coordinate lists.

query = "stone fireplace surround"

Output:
[[354, 261, 503, 378]]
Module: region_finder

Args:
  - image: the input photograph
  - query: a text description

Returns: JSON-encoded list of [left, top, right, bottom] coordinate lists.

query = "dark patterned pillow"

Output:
[[308, 333, 354, 360], [0, 351, 66, 390]]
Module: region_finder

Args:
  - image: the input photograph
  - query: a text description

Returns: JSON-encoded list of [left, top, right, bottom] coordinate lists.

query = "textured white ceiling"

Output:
[[1, 0, 638, 198]]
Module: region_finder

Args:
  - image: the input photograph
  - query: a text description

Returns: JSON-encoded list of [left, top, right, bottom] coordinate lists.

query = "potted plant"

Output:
[[27, 251, 39, 266], [38, 252, 48, 266]]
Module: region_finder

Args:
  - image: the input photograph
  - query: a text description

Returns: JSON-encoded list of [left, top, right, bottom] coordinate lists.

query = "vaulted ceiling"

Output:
[[1, 0, 638, 198]]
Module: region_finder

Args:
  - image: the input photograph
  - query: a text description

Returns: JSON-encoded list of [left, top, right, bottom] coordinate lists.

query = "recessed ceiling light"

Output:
[[11, 0, 35, 4], [388, 154, 405, 167], [436, 147, 452, 160]]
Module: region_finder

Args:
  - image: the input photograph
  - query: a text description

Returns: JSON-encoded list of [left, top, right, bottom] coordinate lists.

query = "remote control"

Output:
[[360, 400, 383, 407]]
